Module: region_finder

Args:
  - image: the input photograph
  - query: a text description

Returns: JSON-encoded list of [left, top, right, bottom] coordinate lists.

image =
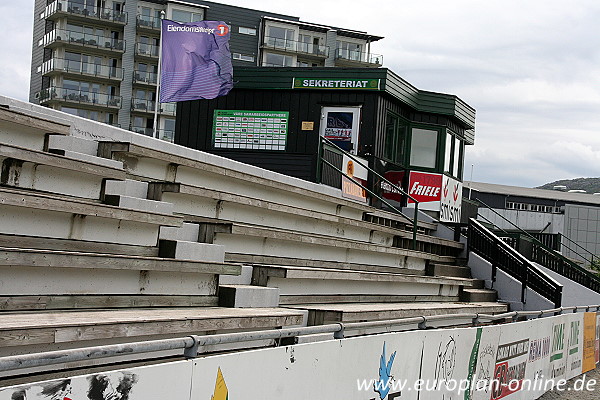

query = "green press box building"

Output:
[[175, 67, 475, 206]]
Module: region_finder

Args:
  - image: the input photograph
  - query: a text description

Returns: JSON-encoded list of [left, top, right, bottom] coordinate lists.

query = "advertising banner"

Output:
[[595, 313, 600, 364], [160, 20, 233, 102], [407, 171, 442, 212], [341, 155, 368, 203], [440, 175, 463, 223], [0, 315, 595, 400], [583, 312, 597, 373]]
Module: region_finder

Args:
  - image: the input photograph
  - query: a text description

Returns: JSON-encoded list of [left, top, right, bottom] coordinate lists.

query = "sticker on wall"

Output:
[[211, 368, 228, 400]]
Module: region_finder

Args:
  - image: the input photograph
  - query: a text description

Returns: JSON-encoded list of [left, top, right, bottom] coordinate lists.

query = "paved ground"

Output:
[[538, 368, 600, 399]]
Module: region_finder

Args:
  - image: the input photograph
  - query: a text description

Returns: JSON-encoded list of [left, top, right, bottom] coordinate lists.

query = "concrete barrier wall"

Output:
[[2, 312, 598, 400]]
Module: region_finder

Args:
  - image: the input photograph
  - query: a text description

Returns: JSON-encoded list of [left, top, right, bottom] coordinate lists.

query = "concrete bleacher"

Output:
[[0, 96, 506, 369]]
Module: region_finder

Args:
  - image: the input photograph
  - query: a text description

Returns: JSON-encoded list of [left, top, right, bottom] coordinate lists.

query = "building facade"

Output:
[[29, 0, 383, 142], [466, 181, 600, 263]]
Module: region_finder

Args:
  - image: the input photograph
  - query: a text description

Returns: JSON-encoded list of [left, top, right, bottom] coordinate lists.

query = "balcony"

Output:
[[130, 126, 174, 142], [262, 36, 329, 59], [131, 99, 176, 115], [334, 49, 383, 67], [42, 0, 127, 26], [40, 58, 123, 82], [39, 29, 125, 54], [136, 15, 161, 31], [135, 42, 160, 59], [37, 87, 122, 109], [133, 70, 158, 85]]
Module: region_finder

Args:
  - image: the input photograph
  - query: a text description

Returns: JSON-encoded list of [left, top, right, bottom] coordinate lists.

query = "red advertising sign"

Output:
[[381, 171, 405, 203], [408, 171, 443, 204]]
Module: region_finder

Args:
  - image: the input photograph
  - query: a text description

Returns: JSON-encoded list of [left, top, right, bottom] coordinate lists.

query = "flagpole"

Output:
[[153, 10, 165, 139]]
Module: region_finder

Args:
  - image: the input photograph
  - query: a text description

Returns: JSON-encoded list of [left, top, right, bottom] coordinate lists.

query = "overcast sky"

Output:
[[2, 0, 600, 188]]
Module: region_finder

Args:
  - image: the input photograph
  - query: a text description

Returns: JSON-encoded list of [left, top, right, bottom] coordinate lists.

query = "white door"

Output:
[[320, 106, 361, 154]]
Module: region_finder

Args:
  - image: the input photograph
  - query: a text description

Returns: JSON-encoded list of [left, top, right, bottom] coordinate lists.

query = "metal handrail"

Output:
[[2, 305, 599, 374], [318, 137, 420, 250], [559, 232, 596, 265], [475, 198, 600, 292], [468, 217, 563, 307]]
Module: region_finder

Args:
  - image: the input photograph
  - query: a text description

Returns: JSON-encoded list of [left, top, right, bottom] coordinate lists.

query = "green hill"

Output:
[[536, 177, 600, 193]]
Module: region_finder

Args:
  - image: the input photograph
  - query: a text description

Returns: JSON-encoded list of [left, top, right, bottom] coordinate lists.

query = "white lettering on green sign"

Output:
[[293, 78, 379, 90]]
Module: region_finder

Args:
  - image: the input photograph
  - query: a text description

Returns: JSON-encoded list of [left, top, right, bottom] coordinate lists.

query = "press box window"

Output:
[[384, 113, 407, 165], [410, 128, 438, 169], [238, 27, 256, 36]]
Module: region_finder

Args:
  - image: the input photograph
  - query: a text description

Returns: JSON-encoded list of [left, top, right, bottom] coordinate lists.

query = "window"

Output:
[[337, 40, 362, 60], [238, 27, 256, 36], [267, 26, 294, 48], [264, 53, 293, 67], [232, 53, 255, 62], [444, 132, 452, 173], [171, 9, 203, 23], [410, 128, 438, 169], [384, 113, 408, 165]]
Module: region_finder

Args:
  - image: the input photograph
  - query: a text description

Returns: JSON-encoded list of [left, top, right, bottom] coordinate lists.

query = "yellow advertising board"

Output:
[[582, 312, 597, 373]]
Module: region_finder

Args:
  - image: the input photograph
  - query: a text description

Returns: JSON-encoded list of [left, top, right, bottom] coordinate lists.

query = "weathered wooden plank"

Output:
[[0, 187, 182, 227], [224, 223, 456, 262], [0, 143, 125, 179], [0, 295, 218, 311], [0, 247, 241, 275], [279, 294, 457, 305], [0, 233, 158, 257], [257, 265, 473, 286], [226, 253, 425, 275], [0, 108, 70, 135]]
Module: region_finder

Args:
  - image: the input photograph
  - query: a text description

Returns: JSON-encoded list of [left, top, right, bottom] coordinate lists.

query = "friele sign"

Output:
[[407, 172, 462, 224]]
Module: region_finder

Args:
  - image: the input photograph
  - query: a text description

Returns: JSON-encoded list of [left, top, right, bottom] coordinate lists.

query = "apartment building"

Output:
[[29, 0, 383, 141]]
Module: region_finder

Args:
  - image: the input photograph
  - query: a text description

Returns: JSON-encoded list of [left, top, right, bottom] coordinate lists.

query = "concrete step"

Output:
[[158, 240, 225, 263], [159, 222, 200, 242], [460, 288, 498, 302], [291, 302, 509, 325], [426, 263, 472, 278], [47, 134, 98, 156], [219, 285, 280, 308], [104, 194, 174, 215], [104, 179, 149, 199]]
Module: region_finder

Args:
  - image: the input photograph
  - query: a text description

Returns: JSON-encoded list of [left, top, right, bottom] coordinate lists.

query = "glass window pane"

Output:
[[384, 114, 396, 160], [410, 128, 438, 168], [395, 124, 407, 163], [172, 9, 190, 23], [453, 138, 462, 178], [444, 132, 452, 173]]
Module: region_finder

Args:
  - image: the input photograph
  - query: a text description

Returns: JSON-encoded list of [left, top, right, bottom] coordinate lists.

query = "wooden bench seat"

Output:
[[0, 307, 305, 350], [0, 142, 125, 181], [291, 302, 509, 325], [0, 187, 181, 227], [252, 265, 474, 305]]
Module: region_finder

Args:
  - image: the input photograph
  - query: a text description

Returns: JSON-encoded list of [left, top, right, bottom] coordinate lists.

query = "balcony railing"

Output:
[[37, 87, 122, 108], [136, 14, 161, 30], [262, 36, 329, 58], [39, 29, 125, 52], [40, 58, 123, 80], [131, 99, 176, 115], [42, 0, 127, 24], [335, 48, 382, 65], [131, 126, 174, 142], [133, 70, 158, 85], [135, 43, 160, 58]]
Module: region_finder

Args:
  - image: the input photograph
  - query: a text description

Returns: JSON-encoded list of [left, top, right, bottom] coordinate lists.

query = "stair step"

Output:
[[460, 288, 497, 302], [426, 263, 471, 278], [219, 285, 280, 308]]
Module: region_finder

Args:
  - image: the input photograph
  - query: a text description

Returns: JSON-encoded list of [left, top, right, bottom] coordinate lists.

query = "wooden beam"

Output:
[[0, 187, 182, 227], [0, 233, 158, 257], [0, 295, 218, 311], [0, 247, 241, 275], [0, 143, 126, 180], [0, 108, 70, 135]]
